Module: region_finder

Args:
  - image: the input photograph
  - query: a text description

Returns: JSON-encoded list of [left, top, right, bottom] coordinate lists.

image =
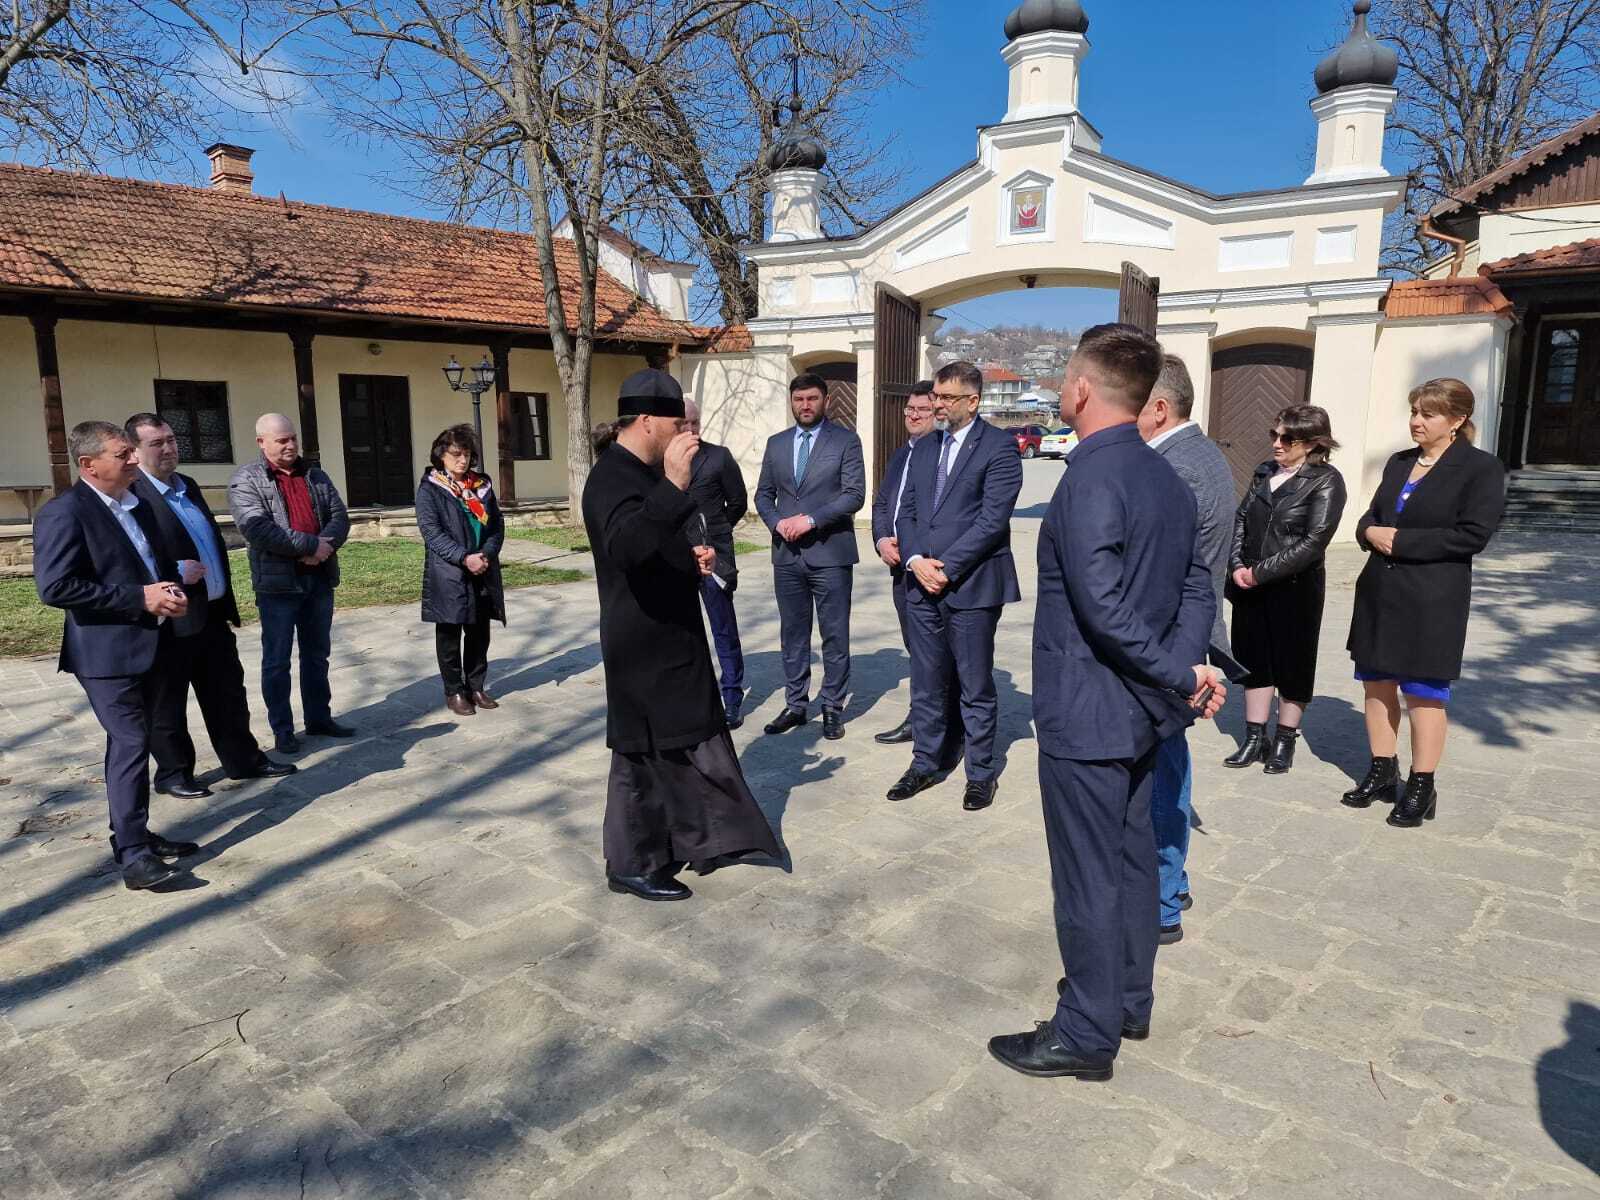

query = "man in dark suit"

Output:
[[1136, 360, 1236, 943], [33, 421, 201, 891], [684, 400, 750, 729], [888, 361, 1023, 812], [754, 373, 866, 741], [870, 380, 937, 744], [988, 325, 1225, 1082], [126, 413, 297, 797]]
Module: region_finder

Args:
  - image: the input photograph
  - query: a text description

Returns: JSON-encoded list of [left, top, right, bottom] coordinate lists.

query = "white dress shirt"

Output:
[[92, 486, 159, 582], [906, 421, 976, 567], [890, 431, 929, 535], [1146, 419, 1195, 453]]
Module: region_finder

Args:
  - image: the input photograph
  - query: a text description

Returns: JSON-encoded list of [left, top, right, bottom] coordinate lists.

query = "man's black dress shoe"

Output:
[[963, 779, 997, 811], [154, 778, 211, 799], [305, 719, 356, 738], [873, 718, 914, 745], [122, 856, 181, 891], [822, 709, 844, 740], [274, 733, 302, 754], [232, 758, 297, 780], [988, 1022, 1113, 1080], [607, 870, 692, 901], [886, 769, 938, 802], [763, 708, 807, 735], [724, 699, 743, 730], [147, 834, 200, 859], [1054, 978, 1150, 1039], [1159, 923, 1183, 945]]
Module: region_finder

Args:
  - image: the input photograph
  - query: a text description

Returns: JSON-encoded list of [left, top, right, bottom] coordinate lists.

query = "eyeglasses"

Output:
[[1268, 429, 1301, 445], [904, 404, 934, 414], [932, 393, 979, 402]]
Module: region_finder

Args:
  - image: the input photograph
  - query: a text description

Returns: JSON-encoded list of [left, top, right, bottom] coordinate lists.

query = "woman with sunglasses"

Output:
[[1343, 379, 1505, 826], [1223, 405, 1347, 774]]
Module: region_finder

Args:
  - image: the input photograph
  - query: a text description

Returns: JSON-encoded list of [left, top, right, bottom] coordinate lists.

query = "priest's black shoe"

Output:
[[886, 768, 938, 802], [1386, 771, 1438, 828], [763, 708, 807, 735], [231, 757, 297, 780], [1224, 722, 1268, 767], [1341, 755, 1399, 808], [1054, 979, 1150, 1039], [274, 732, 302, 754], [873, 718, 914, 745], [154, 777, 211, 799], [724, 698, 743, 730], [963, 779, 997, 811], [822, 709, 844, 740], [306, 719, 356, 738], [607, 869, 692, 901], [1262, 727, 1298, 774], [988, 1022, 1113, 1080], [147, 834, 200, 859], [122, 856, 181, 891]]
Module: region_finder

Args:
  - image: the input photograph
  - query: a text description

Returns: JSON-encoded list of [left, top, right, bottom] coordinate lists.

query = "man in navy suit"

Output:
[[988, 325, 1225, 1082], [754, 374, 866, 741], [888, 361, 1023, 812], [870, 380, 936, 744], [32, 421, 202, 891]]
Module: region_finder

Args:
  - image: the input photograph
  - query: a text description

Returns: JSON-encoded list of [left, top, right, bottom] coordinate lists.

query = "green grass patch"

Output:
[[1, 541, 583, 659], [506, 525, 766, 557]]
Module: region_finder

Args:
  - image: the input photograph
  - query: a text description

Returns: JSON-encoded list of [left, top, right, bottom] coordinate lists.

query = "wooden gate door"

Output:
[[1117, 262, 1160, 334], [1527, 319, 1600, 466], [811, 360, 859, 431], [339, 374, 415, 507], [1208, 344, 1313, 497], [874, 284, 921, 487]]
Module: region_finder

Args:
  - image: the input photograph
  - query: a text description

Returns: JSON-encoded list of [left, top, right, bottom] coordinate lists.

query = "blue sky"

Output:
[[199, 0, 1355, 332]]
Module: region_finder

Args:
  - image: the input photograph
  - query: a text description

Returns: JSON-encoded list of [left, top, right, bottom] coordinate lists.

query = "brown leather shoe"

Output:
[[445, 693, 475, 716], [472, 691, 499, 710]]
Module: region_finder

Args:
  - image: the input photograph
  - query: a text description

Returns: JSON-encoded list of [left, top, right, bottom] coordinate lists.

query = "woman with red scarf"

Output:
[[417, 424, 506, 716]]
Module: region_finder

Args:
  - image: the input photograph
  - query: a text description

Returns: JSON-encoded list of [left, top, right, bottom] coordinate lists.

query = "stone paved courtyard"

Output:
[[2, 461, 1598, 1199]]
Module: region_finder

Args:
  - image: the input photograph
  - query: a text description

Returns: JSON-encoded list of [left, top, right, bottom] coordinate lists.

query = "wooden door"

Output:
[[1527, 319, 1600, 466], [1208, 344, 1313, 498], [1117, 262, 1160, 334], [811, 360, 859, 431], [339, 374, 415, 507], [874, 284, 921, 487]]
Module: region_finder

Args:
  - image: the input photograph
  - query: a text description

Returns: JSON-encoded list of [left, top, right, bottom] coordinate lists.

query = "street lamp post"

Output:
[[442, 355, 496, 467]]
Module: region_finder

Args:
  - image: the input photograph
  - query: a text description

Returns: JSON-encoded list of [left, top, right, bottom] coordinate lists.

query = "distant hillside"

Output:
[[933, 323, 1079, 380]]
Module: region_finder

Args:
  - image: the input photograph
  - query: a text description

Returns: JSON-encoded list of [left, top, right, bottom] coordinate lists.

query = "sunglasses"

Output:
[[1268, 429, 1301, 445]]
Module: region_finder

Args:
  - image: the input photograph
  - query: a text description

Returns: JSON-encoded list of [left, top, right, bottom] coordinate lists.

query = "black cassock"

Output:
[[581, 443, 779, 875]]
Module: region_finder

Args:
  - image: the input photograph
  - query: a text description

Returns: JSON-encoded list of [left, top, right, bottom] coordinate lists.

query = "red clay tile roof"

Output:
[[1430, 111, 1600, 220], [1481, 236, 1600, 277], [982, 366, 1023, 383], [1383, 275, 1514, 319], [690, 324, 754, 353], [0, 163, 695, 344]]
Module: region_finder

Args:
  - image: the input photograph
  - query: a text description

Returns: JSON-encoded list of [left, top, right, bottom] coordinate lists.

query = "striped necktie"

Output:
[[795, 429, 813, 484], [932, 432, 955, 507]]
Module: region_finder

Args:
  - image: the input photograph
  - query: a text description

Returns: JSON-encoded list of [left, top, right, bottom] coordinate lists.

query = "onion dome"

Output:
[[1315, 0, 1399, 94], [766, 129, 827, 172], [1003, 0, 1089, 41]]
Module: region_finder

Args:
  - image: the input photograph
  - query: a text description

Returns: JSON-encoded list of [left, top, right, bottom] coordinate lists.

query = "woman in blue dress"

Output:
[[1344, 379, 1506, 826]]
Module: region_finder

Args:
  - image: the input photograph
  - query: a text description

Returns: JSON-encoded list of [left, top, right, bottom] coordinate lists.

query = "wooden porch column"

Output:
[[492, 340, 516, 503], [29, 310, 70, 495], [288, 328, 321, 466]]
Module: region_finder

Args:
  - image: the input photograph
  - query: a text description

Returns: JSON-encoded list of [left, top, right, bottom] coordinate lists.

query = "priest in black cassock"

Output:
[[582, 368, 780, 902]]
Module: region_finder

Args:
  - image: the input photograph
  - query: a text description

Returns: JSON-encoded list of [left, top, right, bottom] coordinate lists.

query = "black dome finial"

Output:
[[1004, 0, 1089, 41], [766, 52, 827, 173], [1315, 0, 1398, 93]]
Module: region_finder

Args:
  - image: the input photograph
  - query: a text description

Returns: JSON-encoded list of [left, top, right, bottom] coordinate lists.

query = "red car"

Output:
[[1012, 424, 1048, 459]]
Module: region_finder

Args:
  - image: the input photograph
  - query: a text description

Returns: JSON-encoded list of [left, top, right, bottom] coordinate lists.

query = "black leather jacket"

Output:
[[1229, 460, 1347, 586]]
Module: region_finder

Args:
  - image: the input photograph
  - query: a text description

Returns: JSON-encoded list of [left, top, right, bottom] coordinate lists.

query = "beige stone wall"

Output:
[[678, 349, 795, 492], [0, 317, 50, 513], [1370, 316, 1511, 475]]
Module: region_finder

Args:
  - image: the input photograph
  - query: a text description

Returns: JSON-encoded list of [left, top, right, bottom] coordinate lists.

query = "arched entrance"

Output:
[[1208, 342, 1314, 496]]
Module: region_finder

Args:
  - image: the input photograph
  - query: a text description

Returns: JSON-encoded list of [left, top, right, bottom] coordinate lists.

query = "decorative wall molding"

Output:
[[1218, 231, 1295, 272], [1159, 277, 1392, 311], [1314, 225, 1359, 265], [1084, 192, 1175, 250], [893, 209, 971, 272]]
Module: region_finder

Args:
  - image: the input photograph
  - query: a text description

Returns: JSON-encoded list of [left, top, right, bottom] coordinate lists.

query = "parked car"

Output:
[[1011, 425, 1048, 458], [1038, 428, 1079, 459]]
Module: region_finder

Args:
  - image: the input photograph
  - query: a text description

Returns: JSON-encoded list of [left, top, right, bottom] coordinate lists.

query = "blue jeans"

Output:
[[257, 573, 335, 737], [699, 577, 745, 708], [1151, 731, 1193, 928]]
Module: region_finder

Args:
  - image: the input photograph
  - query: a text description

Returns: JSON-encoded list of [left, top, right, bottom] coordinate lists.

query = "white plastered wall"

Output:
[[1370, 316, 1512, 476], [0, 316, 52, 519]]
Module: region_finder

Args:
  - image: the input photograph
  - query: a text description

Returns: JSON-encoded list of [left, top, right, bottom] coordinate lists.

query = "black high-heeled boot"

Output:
[[1341, 756, 1400, 808], [1263, 727, 1299, 774], [1224, 722, 1268, 768], [1387, 771, 1438, 827]]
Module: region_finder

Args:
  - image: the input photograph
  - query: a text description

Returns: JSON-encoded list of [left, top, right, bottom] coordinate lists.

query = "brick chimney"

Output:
[[204, 143, 255, 193]]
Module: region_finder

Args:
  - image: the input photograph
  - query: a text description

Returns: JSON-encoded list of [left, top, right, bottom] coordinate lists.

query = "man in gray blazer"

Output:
[[1138, 354, 1236, 942], [754, 374, 866, 740]]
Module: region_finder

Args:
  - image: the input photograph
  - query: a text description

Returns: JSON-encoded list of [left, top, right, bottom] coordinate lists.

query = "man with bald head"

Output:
[[229, 414, 352, 753]]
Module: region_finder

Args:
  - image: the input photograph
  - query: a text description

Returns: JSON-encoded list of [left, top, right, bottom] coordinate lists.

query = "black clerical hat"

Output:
[[617, 368, 685, 418]]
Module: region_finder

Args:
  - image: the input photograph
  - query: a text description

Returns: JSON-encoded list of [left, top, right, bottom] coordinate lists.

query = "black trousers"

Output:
[[436, 616, 492, 697], [150, 605, 265, 786]]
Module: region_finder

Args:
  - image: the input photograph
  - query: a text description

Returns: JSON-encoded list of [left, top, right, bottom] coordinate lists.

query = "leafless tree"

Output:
[[1368, 0, 1600, 273], [0, 1, 318, 170]]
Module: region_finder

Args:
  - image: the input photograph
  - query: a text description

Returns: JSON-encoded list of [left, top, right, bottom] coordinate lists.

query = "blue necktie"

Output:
[[796, 430, 813, 484], [933, 432, 955, 508]]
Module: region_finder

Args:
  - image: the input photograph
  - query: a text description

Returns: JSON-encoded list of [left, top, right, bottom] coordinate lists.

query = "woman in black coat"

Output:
[[416, 424, 506, 716], [1343, 378, 1505, 826], [1223, 404, 1347, 775]]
